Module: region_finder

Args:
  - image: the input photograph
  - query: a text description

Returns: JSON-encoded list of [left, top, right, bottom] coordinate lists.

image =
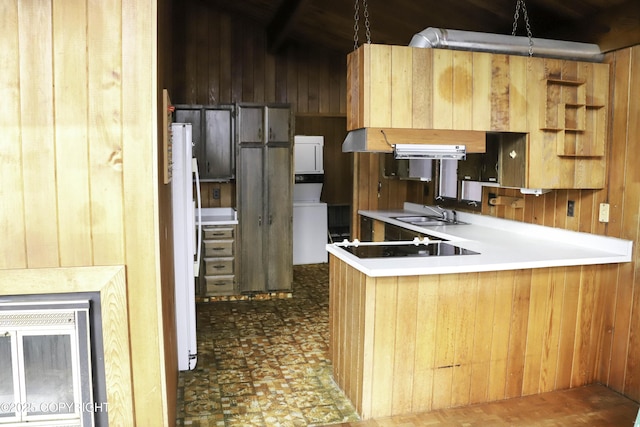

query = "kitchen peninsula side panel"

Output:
[[329, 254, 614, 419]]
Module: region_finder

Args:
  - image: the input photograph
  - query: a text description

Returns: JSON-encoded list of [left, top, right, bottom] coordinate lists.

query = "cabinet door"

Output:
[[238, 106, 264, 144], [265, 145, 292, 291], [203, 107, 234, 180], [266, 107, 291, 143], [360, 216, 373, 241], [175, 107, 204, 173], [238, 146, 266, 292]]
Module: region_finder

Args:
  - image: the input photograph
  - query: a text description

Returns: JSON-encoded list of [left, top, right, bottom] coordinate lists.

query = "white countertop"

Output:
[[197, 207, 238, 226], [326, 202, 633, 277]]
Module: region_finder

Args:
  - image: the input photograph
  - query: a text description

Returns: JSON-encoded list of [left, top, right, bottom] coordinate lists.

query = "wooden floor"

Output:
[[327, 384, 639, 426]]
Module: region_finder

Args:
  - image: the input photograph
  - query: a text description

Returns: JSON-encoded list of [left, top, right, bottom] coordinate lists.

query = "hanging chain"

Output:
[[512, 0, 534, 57], [354, 0, 360, 51], [363, 0, 371, 45], [353, 0, 371, 51]]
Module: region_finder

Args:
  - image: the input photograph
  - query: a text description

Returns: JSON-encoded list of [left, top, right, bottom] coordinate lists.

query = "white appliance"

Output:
[[171, 123, 202, 371], [293, 136, 328, 265]]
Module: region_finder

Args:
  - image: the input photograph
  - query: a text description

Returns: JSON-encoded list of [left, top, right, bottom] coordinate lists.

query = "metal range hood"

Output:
[[393, 144, 466, 160], [409, 27, 604, 62]]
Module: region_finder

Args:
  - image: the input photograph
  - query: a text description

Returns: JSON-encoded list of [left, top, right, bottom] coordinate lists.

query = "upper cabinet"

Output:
[[237, 104, 292, 145], [346, 44, 610, 189], [175, 104, 235, 181]]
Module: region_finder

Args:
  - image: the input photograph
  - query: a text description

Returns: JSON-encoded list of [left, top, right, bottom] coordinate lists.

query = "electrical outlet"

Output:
[[567, 200, 575, 217], [599, 203, 610, 223], [213, 188, 220, 200]]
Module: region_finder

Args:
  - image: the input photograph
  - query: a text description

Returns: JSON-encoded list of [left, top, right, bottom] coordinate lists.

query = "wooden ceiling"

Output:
[[206, 0, 639, 55]]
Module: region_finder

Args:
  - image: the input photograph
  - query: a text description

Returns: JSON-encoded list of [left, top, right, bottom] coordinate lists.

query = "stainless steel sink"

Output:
[[392, 215, 466, 226]]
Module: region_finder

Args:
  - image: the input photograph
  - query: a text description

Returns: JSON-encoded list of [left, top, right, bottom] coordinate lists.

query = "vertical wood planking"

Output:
[[452, 51, 473, 131], [53, 0, 93, 267], [412, 48, 432, 129], [432, 49, 453, 129], [508, 56, 528, 131], [556, 266, 581, 389], [539, 267, 566, 392], [207, 8, 221, 104], [432, 274, 458, 408], [18, 1, 59, 268], [361, 275, 377, 417], [369, 277, 397, 418], [369, 45, 392, 127], [391, 46, 413, 128], [525, 58, 545, 188], [469, 271, 496, 403], [88, 0, 125, 265], [572, 266, 598, 386], [522, 268, 549, 396], [607, 48, 635, 395], [488, 270, 515, 401], [391, 276, 418, 414], [122, 0, 165, 424], [490, 54, 510, 131], [451, 272, 478, 407], [411, 274, 438, 413], [505, 269, 531, 398], [219, 13, 233, 102], [621, 47, 640, 398], [0, 0, 27, 269], [472, 52, 492, 131], [346, 49, 359, 129]]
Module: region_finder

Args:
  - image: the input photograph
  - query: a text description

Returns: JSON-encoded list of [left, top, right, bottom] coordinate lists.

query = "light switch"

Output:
[[599, 203, 610, 223]]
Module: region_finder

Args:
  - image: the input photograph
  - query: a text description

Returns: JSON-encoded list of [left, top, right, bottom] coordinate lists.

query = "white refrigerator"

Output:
[[171, 123, 202, 371]]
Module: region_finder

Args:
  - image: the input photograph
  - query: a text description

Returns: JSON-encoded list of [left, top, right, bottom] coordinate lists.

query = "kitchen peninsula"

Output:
[[327, 203, 632, 420]]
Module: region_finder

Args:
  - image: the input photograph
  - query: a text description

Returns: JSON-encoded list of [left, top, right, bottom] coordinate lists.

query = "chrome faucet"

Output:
[[423, 205, 448, 221]]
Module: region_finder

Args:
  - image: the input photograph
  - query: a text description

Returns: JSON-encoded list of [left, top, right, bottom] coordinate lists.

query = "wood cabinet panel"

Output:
[[330, 256, 619, 419], [347, 44, 610, 189], [237, 104, 293, 293]]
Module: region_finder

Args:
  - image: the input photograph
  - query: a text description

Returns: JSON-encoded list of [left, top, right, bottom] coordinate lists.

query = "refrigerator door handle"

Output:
[[193, 158, 202, 277]]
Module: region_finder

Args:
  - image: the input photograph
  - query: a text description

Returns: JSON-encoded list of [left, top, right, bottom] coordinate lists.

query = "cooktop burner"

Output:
[[341, 242, 478, 259]]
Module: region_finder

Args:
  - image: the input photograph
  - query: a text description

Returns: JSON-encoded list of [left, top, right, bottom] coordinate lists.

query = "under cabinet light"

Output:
[[393, 144, 466, 160]]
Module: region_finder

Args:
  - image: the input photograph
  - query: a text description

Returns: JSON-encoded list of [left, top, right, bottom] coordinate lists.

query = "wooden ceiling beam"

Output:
[[266, 0, 310, 53]]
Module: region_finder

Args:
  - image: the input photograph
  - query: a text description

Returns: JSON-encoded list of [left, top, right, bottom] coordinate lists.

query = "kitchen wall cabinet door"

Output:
[[238, 106, 264, 144], [266, 107, 291, 143], [175, 105, 235, 181], [237, 104, 293, 293], [238, 146, 267, 292], [238, 105, 292, 145]]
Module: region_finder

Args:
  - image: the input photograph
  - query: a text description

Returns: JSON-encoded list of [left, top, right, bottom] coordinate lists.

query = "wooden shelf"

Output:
[[539, 78, 606, 158]]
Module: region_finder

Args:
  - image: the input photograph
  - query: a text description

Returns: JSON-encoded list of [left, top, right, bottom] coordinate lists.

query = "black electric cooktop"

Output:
[[341, 242, 479, 259]]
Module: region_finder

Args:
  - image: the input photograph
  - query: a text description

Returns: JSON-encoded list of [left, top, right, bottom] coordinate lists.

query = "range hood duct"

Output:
[[409, 27, 604, 62], [393, 144, 466, 160]]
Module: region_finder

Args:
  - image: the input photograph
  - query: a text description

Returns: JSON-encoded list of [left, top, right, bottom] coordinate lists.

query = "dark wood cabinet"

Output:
[[175, 104, 235, 181], [237, 104, 293, 292]]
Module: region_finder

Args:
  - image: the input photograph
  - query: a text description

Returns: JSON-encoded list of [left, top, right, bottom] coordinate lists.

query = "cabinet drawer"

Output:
[[204, 258, 234, 275], [203, 227, 234, 239], [204, 239, 233, 257], [203, 275, 235, 295]]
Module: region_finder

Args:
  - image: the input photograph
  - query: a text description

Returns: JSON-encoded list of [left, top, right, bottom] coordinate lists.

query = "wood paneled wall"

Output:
[[0, 1, 170, 425], [170, 1, 350, 209], [480, 45, 640, 403], [169, 0, 347, 113], [351, 153, 429, 238]]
